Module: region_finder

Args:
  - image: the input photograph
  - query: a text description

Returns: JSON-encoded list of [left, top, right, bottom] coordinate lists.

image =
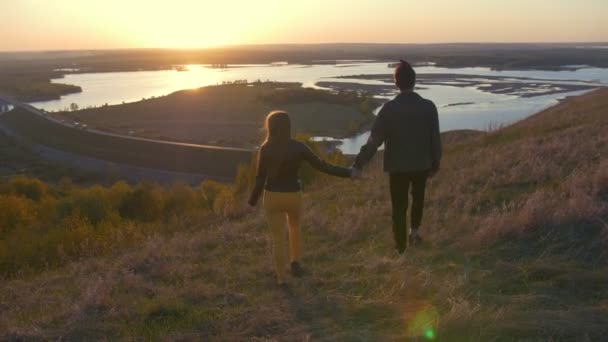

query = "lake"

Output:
[[30, 63, 608, 154]]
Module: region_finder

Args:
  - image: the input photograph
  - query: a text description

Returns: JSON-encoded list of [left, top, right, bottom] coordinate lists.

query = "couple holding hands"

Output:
[[248, 60, 442, 285]]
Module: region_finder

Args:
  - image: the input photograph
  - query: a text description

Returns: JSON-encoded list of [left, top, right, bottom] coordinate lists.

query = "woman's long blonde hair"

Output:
[[264, 110, 291, 144], [262, 110, 292, 178]]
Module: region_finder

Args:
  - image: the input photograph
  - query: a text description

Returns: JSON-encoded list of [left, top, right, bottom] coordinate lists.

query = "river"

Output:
[[30, 62, 608, 154]]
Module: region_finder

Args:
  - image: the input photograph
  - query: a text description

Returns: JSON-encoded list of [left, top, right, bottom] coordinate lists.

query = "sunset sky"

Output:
[[0, 0, 606, 51]]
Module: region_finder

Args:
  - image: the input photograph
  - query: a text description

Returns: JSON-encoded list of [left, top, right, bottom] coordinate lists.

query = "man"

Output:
[[352, 60, 442, 254]]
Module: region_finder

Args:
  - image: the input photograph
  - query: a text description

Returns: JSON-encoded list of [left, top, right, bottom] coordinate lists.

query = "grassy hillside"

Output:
[[1, 89, 607, 340]]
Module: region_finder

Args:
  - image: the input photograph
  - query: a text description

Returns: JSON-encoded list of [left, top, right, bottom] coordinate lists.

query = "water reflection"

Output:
[[33, 63, 608, 113]]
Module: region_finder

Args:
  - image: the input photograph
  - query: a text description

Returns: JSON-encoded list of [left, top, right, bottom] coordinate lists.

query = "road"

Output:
[[0, 95, 252, 153]]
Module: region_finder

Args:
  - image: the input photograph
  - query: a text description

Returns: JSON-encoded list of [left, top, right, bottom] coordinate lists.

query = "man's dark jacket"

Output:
[[353, 92, 442, 172]]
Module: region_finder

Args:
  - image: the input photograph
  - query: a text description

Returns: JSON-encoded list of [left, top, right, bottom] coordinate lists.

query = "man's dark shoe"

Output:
[[409, 233, 423, 246], [290, 262, 305, 277], [396, 243, 407, 254]]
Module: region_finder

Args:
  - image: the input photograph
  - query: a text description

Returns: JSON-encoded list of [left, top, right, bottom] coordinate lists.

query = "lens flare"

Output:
[[424, 327, 436, 340], [404, 302, 439, 340]]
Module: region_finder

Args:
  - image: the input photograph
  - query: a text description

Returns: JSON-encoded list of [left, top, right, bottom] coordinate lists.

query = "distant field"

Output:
[[52, 82, 379, 148], [2, 43, 608, 73]]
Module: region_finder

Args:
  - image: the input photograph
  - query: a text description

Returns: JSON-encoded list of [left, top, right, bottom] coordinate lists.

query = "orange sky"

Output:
[[0, 0, 606, 51]]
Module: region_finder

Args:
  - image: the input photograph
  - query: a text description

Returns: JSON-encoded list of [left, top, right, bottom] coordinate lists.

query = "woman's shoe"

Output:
[[290, 261, 305, 277]]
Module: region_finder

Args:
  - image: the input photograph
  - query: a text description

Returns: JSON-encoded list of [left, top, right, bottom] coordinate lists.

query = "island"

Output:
[[48, 82, 380, 148]]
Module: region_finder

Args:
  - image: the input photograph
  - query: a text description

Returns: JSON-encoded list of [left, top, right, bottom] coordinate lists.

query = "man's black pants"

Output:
[[389, 171, 429, 250]]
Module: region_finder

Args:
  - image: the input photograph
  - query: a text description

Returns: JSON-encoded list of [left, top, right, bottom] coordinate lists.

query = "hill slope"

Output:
[[1, 89, 607, 340]]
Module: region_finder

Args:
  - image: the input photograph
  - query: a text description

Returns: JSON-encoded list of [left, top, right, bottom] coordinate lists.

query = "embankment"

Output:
[[0, 108, 253, 181]]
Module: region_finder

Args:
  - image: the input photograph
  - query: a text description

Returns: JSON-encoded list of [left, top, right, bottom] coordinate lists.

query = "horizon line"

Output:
[[2, 41, 608, 54]]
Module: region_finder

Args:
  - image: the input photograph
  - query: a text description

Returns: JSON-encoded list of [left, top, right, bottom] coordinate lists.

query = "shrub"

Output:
[[57, 177, 74, 195], [164, 182, 196, 217], [0, 176, 243, 275], [54, 213, 96, 259], [108, 181, 132, 206], [0, 212, 92, 272], [120, 183, 164, 221], [199, 180, 226, 210], [0, 195, 36, 237], [58, 186, 115, 226], [7, 175, 49, 201], [234, 163, 254, 195], [212, 186, 239, 217]]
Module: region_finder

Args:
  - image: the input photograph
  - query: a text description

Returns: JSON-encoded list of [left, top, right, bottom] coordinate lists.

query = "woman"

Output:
[[248, 111, 354, 285]]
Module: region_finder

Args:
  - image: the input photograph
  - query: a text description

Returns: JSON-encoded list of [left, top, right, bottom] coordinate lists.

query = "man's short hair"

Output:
[[394, 60, 416, 90]]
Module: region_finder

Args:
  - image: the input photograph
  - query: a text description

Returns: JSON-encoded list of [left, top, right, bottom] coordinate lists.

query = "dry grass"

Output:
[[1, 88, 607, 340]]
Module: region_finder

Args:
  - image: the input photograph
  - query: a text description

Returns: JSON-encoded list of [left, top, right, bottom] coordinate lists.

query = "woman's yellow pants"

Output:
[[263, 191, 302, 283]]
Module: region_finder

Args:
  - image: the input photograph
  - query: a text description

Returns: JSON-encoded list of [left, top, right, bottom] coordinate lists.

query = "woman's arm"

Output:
[[248, 149, 268, 206], [301, 143, 352, 178]]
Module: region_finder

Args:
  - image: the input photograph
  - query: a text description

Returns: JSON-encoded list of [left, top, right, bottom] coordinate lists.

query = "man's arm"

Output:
[[430, 102, 442, 175], [353, 104, 388, 170]]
